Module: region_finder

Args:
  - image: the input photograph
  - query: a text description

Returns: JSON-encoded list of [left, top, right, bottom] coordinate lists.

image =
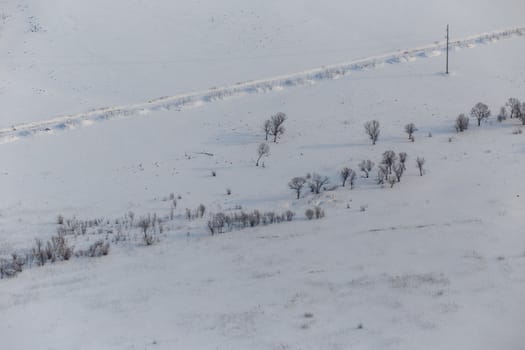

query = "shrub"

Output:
[[455, 114, 469, 132], [197, 204, 206, 218], [78, 240, 110, 257], [497, 107, 507, 122], [305, 209, 314, 220], [138, 216, 154, 245], [314, 206, 325, 219]]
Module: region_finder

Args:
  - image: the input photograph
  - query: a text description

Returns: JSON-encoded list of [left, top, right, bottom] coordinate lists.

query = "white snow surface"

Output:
[[1, 1, 525, 349]]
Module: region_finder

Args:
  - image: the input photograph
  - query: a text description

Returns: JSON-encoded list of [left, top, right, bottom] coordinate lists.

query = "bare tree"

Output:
[[497, 106, 508, 122], [388, 175, 397, 188], [381, 150, 397, 174], [288, 177, 306, 199], [518, 102, 525, 125], [506, 98, 521, 119], [348, 169, 356, 189], [309, 173, 329, 194], [455, 113, 469, 132], [404, 123, 417, 140], [394, 162, 404, 182], [138, 216, 154, 245], [398, 152, 407, 170], [377, 164, 388, 185], [358, 160, 374, 178], [341, 167, 357, 188], [364, 120, 380, 145], [256, 143, 270, 166], [416, 157, 425, 176], [263, 119, 272, 141], [270, 112, 287, 142], [470, 102, 491, 126]]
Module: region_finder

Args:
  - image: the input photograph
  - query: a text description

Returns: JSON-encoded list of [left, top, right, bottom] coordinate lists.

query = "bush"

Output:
[[314, 206, 325, 219], [305, 209, 314, 220], [77, 240, 110, 257], [455, 114, 469, 132]]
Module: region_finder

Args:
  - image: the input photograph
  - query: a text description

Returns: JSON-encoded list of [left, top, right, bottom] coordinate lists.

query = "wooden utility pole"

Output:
[[446, 24, 449, 74]]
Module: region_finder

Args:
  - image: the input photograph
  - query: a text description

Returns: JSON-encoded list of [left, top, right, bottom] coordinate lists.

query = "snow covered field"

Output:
[[1, 1, 525, 349]]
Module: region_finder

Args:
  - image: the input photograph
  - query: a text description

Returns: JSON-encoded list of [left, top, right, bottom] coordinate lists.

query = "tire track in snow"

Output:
[[1, 26, 524, 144]]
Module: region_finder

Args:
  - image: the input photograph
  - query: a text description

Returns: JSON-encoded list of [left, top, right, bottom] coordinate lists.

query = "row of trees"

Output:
[[288, 151, 425, 199], [456, 98, 525, 133]]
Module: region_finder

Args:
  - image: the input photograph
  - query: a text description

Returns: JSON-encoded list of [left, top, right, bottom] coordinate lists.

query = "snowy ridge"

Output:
[[1, 26, 524, 144]]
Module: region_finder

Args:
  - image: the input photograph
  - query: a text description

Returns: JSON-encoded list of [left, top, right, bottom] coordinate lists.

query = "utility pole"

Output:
[[446, 24, 449, 75]]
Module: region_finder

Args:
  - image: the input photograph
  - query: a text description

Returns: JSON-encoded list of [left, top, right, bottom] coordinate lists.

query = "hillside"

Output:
[[1, 1, 525, 349]]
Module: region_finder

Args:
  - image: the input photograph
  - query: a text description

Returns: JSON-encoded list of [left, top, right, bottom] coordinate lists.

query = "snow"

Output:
[[1, 0, 525, 349]]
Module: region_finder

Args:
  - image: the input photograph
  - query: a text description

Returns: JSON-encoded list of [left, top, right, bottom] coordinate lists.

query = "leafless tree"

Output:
[[270, 112, 287, 142], [470, 102, 491, 126], [138, 216, 154, 245], [394, 162, 404, 182], [381, 150, 397, 174], [288, 177, 306, 199], [309, 173, 329, 194], [377, 164, 388, 185], [263, 119, 272, 141], [455, 113, 469, 132], [398, 152, 407, 170], [364, 120, 380, 145], [340, 167, 357, 188], [256, 143, 270, 166], [388, 175, 397, 188], [497, 106, 508, 122], [197, 204, 206, 218], [506, 98, 521, 119], [404, 123, 417, 140], [416, 157, 425, 176], [348, 169, 356, 189], [358, 160, 374, 178], [518, 103, 525, 125], [32, 239, 47, 266], [340, 167, 351, 187]]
